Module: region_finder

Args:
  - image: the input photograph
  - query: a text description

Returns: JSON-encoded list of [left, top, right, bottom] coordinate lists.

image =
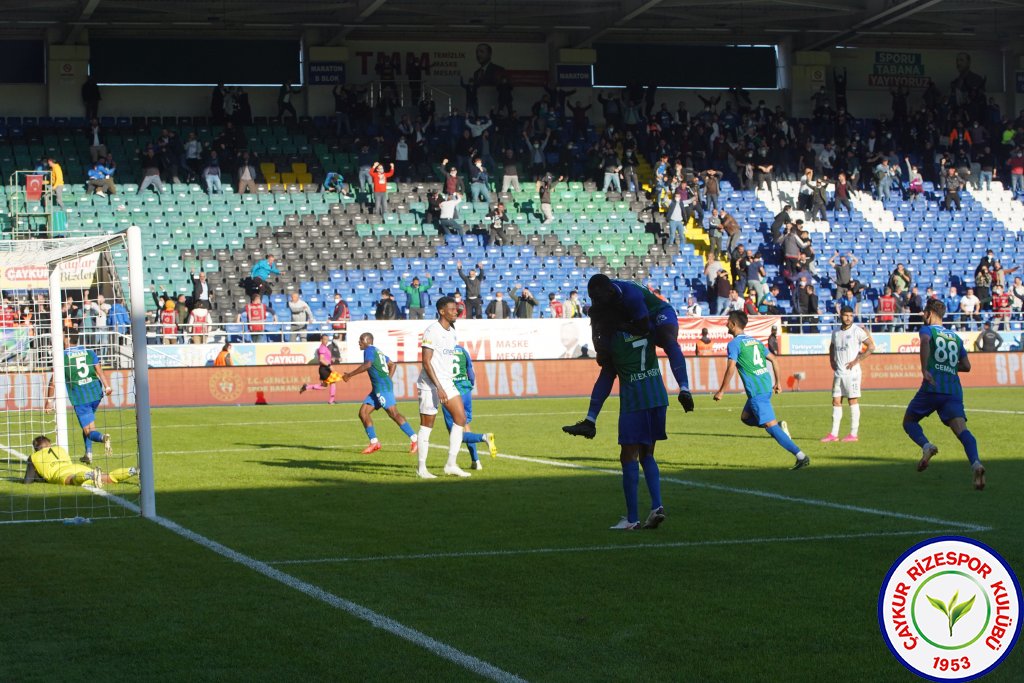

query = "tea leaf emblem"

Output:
[[927, 590, 976, 637]]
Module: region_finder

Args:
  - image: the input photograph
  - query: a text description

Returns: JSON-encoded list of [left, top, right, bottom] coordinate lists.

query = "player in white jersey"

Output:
[[822, 305, 875, 442], [415, 296, 472, 478]]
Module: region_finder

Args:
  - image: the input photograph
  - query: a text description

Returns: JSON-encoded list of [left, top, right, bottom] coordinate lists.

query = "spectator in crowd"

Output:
[[731, 244, 750, 296], [249, 254, 280, 296], [203, 151, 223, 194], [468, 157, 491, 205], [888, 263, 912, 305], [1008, 148, 1024, 196], [835, 288, 859, 317], [277, 83, 299, 120], [322, 171, 346, 195], [770, 204, 792, 243], [873, 158, 896, 202], [974, 264, 993, 311], [374, 289, 398, 320], [485, 291, 511, 319], [703, 170, 721, 212], [714, 269, 732, 316], [82, 77, 101, 120], [184, 132, 202, 181], [808, 177, 828, 221], [833, 172, 852, 219], [287, 292, 314, 341], [601, 147, 622, 192], [452, 291, 467, 318], [438, 192, 465, 236], [974, 322, 1002, 352], [943, 166, 963, 211], [563, 290, 584, 319], [237, 152, 259, 195], [1011, 276, 1024, 321], [187, 303, 213, 345], [487, 202, 510, 246], [457, 261, 485, 319], [759, 285, 782, 315], [536, 172, 562, 225], [716, 208, 741, 255], [685, 295, 701, 317], [508, 284, 537, 319], [725, 290, 744, 313], [190, 270, 212, 310], [370, 161, 395, 215], [86, 119, 107, 163], [960, 288, 982, 329], [500, 149, 521, 193], [830, 251, 858, 299], [745, 251, 766, 301], [399, 275, 432, 320], [944, 286, 962, 328], [43, 158, 66, 210], [330, 293, 349, 337], [665, 191, 686, 247], [86, 161, 116, 198], [991, 284, 1012, 330], [802, 283, 820, 332], [779, 223, 808, 278], [766, 326, 781, 355], [547, 292, 563, 318]]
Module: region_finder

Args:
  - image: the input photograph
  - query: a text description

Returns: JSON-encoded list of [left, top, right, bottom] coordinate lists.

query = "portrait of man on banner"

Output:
[[473, 43, 506, 86]]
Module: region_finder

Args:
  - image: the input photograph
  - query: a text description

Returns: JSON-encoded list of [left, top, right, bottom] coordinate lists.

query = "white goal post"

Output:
[[0, 225, 154, 522]]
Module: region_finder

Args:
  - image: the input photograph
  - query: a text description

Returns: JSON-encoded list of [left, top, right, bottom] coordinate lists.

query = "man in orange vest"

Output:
[[239, 293, 267, 343], [694, 328, 715, 356], [159, 300, 178, 344], [876, 287, 897, 333]]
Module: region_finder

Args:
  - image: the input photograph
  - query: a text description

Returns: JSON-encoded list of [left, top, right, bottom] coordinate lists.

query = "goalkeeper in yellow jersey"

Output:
[[22, 436, 138, 487]]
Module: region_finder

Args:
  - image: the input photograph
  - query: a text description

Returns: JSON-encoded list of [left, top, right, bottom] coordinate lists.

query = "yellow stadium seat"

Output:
[[291, 163, 308, 175], [264, 173, 281, 184], [281, 173, 297, 184], [297, 173, 313, 185], [259, 162, 276, 177]]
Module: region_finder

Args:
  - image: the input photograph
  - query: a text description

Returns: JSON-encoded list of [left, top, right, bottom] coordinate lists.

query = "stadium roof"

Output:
[[2, 0, 1023, 50], [0, 234, 125, 267]]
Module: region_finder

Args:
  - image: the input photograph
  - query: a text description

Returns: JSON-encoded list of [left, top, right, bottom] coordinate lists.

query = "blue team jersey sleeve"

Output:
[[87, 349, 98, 365], [465, 353, 476, 386], [363, 347, 374, 363], [727, 337, 740, 361], [617, 283, 649, 322]]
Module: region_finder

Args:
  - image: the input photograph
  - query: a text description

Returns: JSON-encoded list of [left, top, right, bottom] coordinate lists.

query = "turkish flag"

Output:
[[25, 174, 43, 202]]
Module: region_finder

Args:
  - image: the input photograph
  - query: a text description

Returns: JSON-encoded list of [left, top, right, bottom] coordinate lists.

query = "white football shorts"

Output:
[[832, 367, 862, 399], [417, 376, 460, 416]]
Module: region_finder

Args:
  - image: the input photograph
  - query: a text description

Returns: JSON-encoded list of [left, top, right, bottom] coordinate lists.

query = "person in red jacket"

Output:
[[159, 300, 178, 345], [876, 287, 898, 332], [370, 161, 395, 216], [992, 284, 1011, 330]]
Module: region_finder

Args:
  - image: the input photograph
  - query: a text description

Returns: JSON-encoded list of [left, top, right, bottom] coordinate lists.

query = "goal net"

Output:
[[1, 226, 155, 523]]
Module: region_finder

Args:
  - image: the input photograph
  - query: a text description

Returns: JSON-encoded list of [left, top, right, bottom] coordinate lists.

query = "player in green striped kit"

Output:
[[344, 333, 418, 454], [714, 312, 810, 470], [441, 345, 497, 470], [587, 307, 667, 530], [903, 299, 985, 490], [44, 336, 113, 464]]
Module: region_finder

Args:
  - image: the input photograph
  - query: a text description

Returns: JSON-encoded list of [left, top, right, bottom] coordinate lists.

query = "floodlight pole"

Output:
[[48, 262, 69, 451], [127, 225, 156, 518]]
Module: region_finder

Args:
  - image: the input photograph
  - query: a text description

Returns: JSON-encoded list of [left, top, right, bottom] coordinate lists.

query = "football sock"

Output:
[[328, 384, 337, 401], [467, 442, 479, 462], [903, 420, 929, 447], [462, 432, 485, 443], [850, 404, 861, 436], [766, 424, 801, 455], [417, 426, 432, 468], [306, 384, 322, 391], [447, 425, 464, 467], [399, 422, 416, 438], [639, 455, 662, 510], [621, 460, 640, 524], [88, 431, 105, 443], [586, 370, 615, 422], [830, 406, 842, 436], [109, 467, 137, 483], [365, 425, 377, 441], [957, 429, 980, 466], [656, 325, 690, 391], [83, 434, 92, 454]]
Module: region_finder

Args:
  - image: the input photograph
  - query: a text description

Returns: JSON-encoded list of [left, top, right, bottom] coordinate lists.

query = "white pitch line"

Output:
[[149, 410, 587, 429], [858, 403, 1024, 415], [267, 528, 956, 566], [2, 442, 527, 683], [158, 444, 369, 456], [491, 451, 990, 532], [146, 514, 528, 683]]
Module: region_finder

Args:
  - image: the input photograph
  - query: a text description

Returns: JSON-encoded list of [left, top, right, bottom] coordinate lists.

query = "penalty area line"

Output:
[[266, 528, 957, 566], [493, 451, 990, 533]]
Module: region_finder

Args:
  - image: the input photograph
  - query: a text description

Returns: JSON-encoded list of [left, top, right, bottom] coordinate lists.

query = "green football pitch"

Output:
[[2, 388, 1022, 682]]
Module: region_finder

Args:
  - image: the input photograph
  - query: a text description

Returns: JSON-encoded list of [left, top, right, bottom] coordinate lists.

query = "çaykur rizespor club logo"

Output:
[[879, 536, 1021, 681]]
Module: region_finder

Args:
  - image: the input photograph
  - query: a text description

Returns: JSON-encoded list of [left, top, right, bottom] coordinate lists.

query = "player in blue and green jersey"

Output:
[[586, 306, 667, 530], [714, 311, 810, 470], [343, 333, 418, 455], [563, 274, 694, 439], [903, 299, 985, 490], [44, 336, 113, 465], [440, 345, 497, 470]]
